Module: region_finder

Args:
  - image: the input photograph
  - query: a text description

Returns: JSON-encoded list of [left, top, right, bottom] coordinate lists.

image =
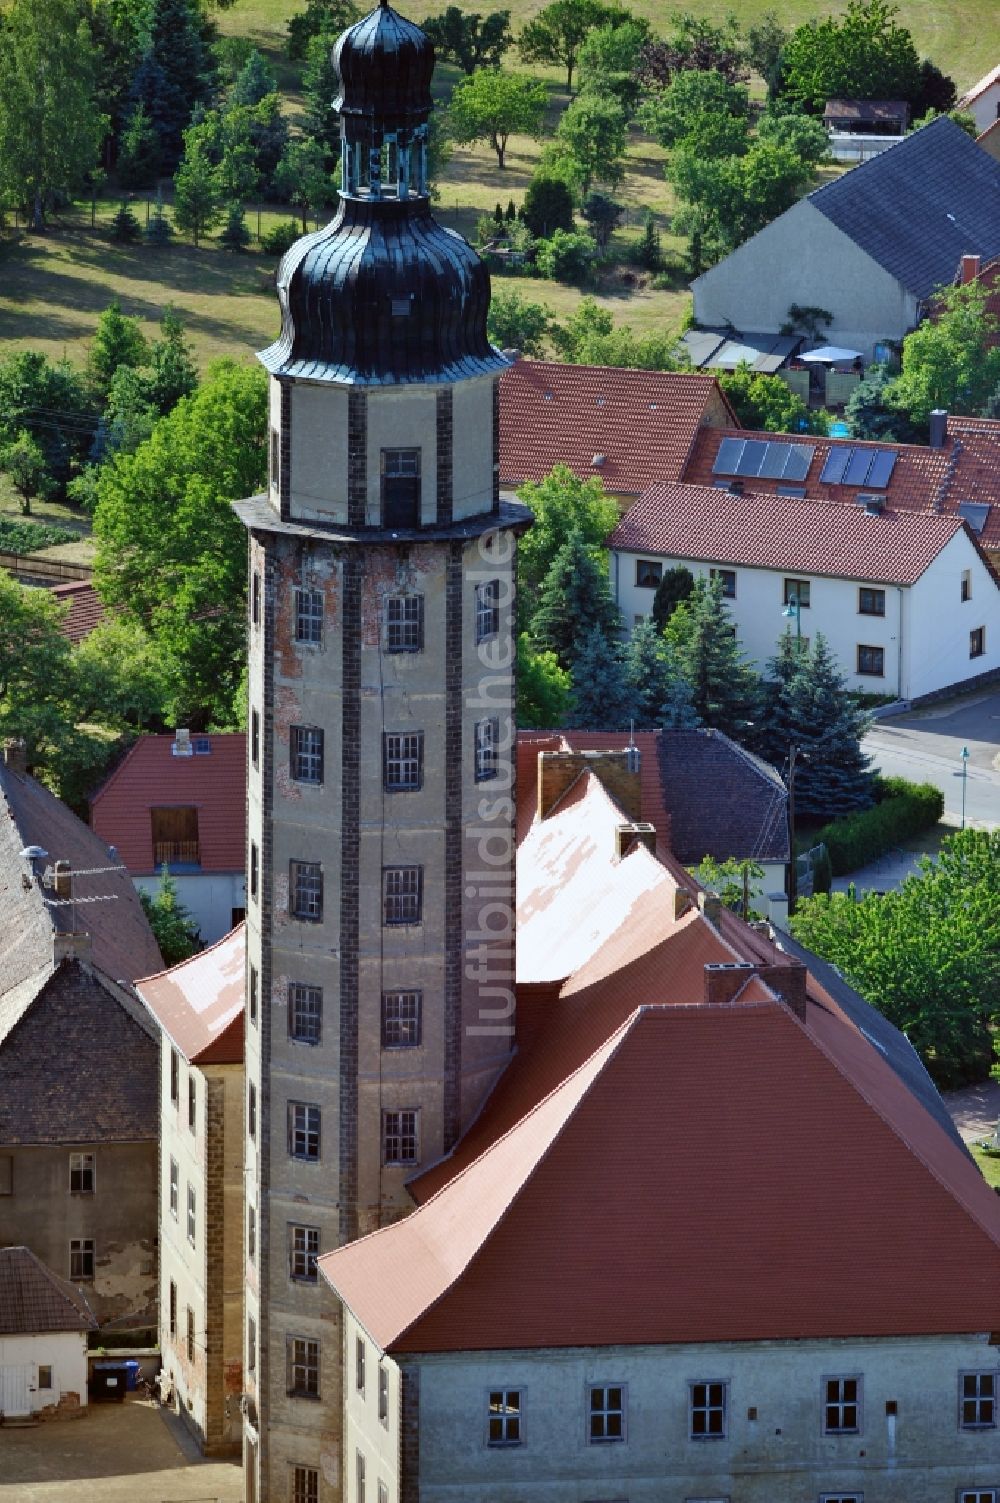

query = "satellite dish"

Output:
[[20, 845, 48, 862]]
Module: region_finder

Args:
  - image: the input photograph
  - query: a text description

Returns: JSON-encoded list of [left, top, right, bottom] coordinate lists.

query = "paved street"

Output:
[[864, 687, 1000, 828], [0, 1398, 242, 1503]]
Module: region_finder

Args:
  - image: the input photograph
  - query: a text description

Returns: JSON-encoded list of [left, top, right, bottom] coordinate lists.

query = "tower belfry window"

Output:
[[381, 449, 421, 529]]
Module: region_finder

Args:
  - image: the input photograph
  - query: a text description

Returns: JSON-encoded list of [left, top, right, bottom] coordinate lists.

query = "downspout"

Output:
[[897, 587, 904, 699]]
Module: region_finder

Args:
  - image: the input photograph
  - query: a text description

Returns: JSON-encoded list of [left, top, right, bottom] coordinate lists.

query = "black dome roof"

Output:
[[259, 198, 508, 386], [333, 1, 434, 124]]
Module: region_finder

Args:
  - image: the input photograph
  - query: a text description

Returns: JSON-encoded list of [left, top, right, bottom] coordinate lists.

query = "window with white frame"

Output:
[[709, 568, 736, 599], [383, 732, 423, 791], [290, 860, 323, 921], [635, 559, 662, 589], [249, 964, 258, 1027], [783, 577, 811, 608], [289, 982, 323, 1044], [386, 594, 424, 653], [248, 1204, 256, 1264], [250, 841, 259, 902], [857, 644, 885, 677], [381, 990, 421, 1048], [292, 1467, 319, 1503], [294, 587, 323, 645], [960, 1371, 997, 1429], [378, 1366, 389, 1425], [356, 1335, 366, 1393], [169, 1157, 178, 1217], [858, 586, 885, 617], [288, 1102, 321, 1162], [69, 1238, 95, 1281], [824, 1376, 861, 1433], [475, 717, 499, 782], [169, 1279, 177, 1338], [248, 1081, 257, 1141], [959, 1492, 997, 1503], [188, 1075, 196, 1132], [251, 706, 260, 769], [690, 1380, 727, 1438], [288, 1337, 320, 1397], [289, 1223, 320, 1282], [382, 866, 422, 925], [475, 579, 500, 642], [378, 1483, 388, 1503], [247, 1314, 256, 1374], [487, 1389, 522, 1445], [69, 1152, 95, 1194], [382, 1110, 418, 1165], [356, 1449, 366, 1503], [170, 1048, 179, 1106], [187, 1184, 196, 1245], [186, 1306, 195, 1362], [589, 1384, 626, 1442], [291, 725, 324, 784]]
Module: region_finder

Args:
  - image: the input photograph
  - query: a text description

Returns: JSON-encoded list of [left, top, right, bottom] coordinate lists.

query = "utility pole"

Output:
[[787, 745, 798, 916]]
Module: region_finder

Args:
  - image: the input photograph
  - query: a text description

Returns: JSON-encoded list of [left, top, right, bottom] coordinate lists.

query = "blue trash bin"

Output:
[[124, 1359, 141, 1391]]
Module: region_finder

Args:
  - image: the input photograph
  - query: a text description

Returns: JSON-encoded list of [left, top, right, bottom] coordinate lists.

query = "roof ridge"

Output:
[[136, 919, 245, 988]]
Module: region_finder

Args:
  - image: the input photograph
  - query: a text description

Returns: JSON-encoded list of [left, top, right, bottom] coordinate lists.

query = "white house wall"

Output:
[[0, 1331, 88, 1413], [691, 199, 920, 359], [134, 872, 245, 947], [964, 80, 1000, 135], [613, 533, 1000, 700], [409, 1334, 1000, 1502]]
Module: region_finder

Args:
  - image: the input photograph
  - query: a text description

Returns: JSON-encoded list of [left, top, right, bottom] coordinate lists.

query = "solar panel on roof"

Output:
[[712, 436, 745, 474], [819, 447, 852, 485], [820, 445, 899, 487], [843, 449, 876, 485], [866, 449, 898, 489], [736, 439, 768, 477], [759, 443, 792, 479], [957, 500, 991, 534], [781, 445, 814, 481]]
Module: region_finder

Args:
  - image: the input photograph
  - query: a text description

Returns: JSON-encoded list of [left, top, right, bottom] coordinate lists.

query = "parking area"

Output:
[[0, 1397, 243, 1503]]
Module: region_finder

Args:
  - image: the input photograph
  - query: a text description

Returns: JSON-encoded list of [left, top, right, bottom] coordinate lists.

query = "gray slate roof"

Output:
[[811, 116, 1000, 300], [776, 928, 971, 1158], [0, 1246, 98, 1334], [658, 729, 790, 864]]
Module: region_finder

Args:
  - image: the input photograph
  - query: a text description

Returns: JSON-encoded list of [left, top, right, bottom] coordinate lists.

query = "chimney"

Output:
[[929, 409, 948, 448], [3, 738, 27, 775], [673, 886, 694, 920], [172, 728, 193, 757], [52, 859, 73, 902], [614, 822, 657, 859], [703, 961, 755, 1005], [757, 961, 809, 1023], [537, 750, 642, 823], [960, 254, 981, 285], [698, 890, 723, 924], [53, 931, 92, 964]]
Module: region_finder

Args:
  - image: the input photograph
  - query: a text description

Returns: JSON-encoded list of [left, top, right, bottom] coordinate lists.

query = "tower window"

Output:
[[475, 580, 500, 642], [382, 866, 422, 925], [382, 1109, 419, 1165], [294, 587, 323, 645], [383, 731, 423, 791], [270, 429, 279, 492], [288, 1102, 321, 1162], [248, 1081, 257, 1142], [249, 964, 258, 1026], [293, 1468, 319, 1503], [382, 990, 422, 1048], [289, 1223, 320, 1282], [248, 1204, 256, 1263], [291, 725, 324, 784], [385, 594, 424, 653], [290, 860, 323, 921], [288, 1336, 320, 1397], [250, 842, 259, 902], [475, 717, 500, 782], [251, 707, 260, 770], [381, 448, 421, 529], [252, 571, 261, 627], [289, 982, 323, 1044]]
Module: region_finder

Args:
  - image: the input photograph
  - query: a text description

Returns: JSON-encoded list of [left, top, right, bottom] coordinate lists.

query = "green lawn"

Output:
[[971, 1145, 1000, 1190]]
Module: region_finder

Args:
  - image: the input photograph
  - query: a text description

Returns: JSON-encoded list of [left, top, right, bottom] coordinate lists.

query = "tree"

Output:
[[420, 7, 513, 73], [666, 576, 760, 741], [1, 431, 50, 514], [518, 0, 624, 92], [651, 564, 694, 629], [448, 70, 548, 170], [550, 297, 685, 369], [570, 625, 636, 729], [745, 11, 788, 97], [487, 288, 552, 356], [911, 58, 957, 117], [530, 529, 621, 668], [516, 464, 620, 601], [694, 854, 766, 919], [536, 228, 596, 283], [576, 19, 649, 114], [173, 134, 223, 244], [88, 300, 149, 406], [94, 361, 267, 726], [140, 867, 202, 964], [517, 632, 571, 726], [71, 617, 173, 729], [669, 136, 817, 268], [640, 67, 751, 158], [287, 0, 358, 61], [635, 210, 663, 270], [0, 0, 107, 229], [117, 101, 163, 188], [302, 32, 342, 162], [755, 628, 803, 772], [230, 48, 277, 107], [0, 350, 94, 493], [581, 191, 623, 250], [274, 137, 336, 231], [778, 0, 921, 114], [790, 828, 1000, 1086], [637, 11, 748, 88], [891, 282, 1000, 427], [719, 363, 825, 434], [220, 201, 252, 251], [660, 673, 701, 728], [844, 362, 922, 443], [127, 0, 216, 167], [522, 174, 575, 238], [625, 619, 684, 727], [110, 203, 143, 243], [145, 308, 198, 415], [782, 634, 874, 817], [756, 109, 829, 168], [0, 568, 74, 765], [552, 91, 628, 194]]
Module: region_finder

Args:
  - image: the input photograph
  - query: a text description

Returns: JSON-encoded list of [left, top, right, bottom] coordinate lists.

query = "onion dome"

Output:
[[259, 2, 507, 387]]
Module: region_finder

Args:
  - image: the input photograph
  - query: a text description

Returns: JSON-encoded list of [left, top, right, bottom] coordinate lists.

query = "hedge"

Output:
[[0, 517, 78, 553], [815, 777, 944, 876]]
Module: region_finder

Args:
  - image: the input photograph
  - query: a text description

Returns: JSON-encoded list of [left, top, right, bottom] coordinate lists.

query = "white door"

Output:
[[0, 1364, 33, 1416]]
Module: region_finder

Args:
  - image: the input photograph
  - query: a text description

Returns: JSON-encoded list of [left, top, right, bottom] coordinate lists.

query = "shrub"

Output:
[[535, 229, 595, 284], [815, 777, 944, 875], [220, 204, 252, 252], [111, 205, 142, 243], [0, 517, 77, 552], [810, 844, 833, 895], [522, 175, 575, 240], [260, 219, 301, 256]]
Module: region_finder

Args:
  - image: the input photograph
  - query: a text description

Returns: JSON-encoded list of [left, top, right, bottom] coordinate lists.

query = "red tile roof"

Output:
[[0, 1246, 99, 1334], [942, 415, 1000, 545], [499, 359, 737, 497], [609, 480, 969, 586], [325, 1000, 1000, 1352], [90, 733, 247, 875], [137, 923, 244, 1065], [50, 580, 105, 644]]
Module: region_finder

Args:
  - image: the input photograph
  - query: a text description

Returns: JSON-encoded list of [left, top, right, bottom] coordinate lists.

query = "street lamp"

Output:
[[782, 593, 802, 648], [960, 744, 970, 829]]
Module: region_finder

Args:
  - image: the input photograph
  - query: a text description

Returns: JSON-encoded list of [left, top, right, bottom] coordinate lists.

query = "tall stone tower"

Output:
[[235, 4, 529, 1499]]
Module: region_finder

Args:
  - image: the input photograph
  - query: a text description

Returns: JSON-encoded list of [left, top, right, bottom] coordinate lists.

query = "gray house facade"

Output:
[[692, 117, 1000, 358]]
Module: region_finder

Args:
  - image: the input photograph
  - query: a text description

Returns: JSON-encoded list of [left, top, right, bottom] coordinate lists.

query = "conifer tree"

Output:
[[659, 675, 702, 728], [530, 529, 621, 669], [785, 633, 875, 816], [173, 135, 223, 244], [570, 626, 637, 730], [87, 301, 149, 406], [231, 49, 276, 107], [129, 0, 215, 168], [651, 563, 694, 629], [626, 619, 676, 727], [117, 102, 163, 188], [756, 628, 804, 770], [668, 576, 760, 741]]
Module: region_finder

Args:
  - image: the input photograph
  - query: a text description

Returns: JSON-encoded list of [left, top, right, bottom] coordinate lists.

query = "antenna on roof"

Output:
[[626, 720, 641, 774]]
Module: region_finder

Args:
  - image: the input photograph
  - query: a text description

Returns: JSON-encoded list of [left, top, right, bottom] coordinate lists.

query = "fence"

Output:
[[0, 550, 92, 584]]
